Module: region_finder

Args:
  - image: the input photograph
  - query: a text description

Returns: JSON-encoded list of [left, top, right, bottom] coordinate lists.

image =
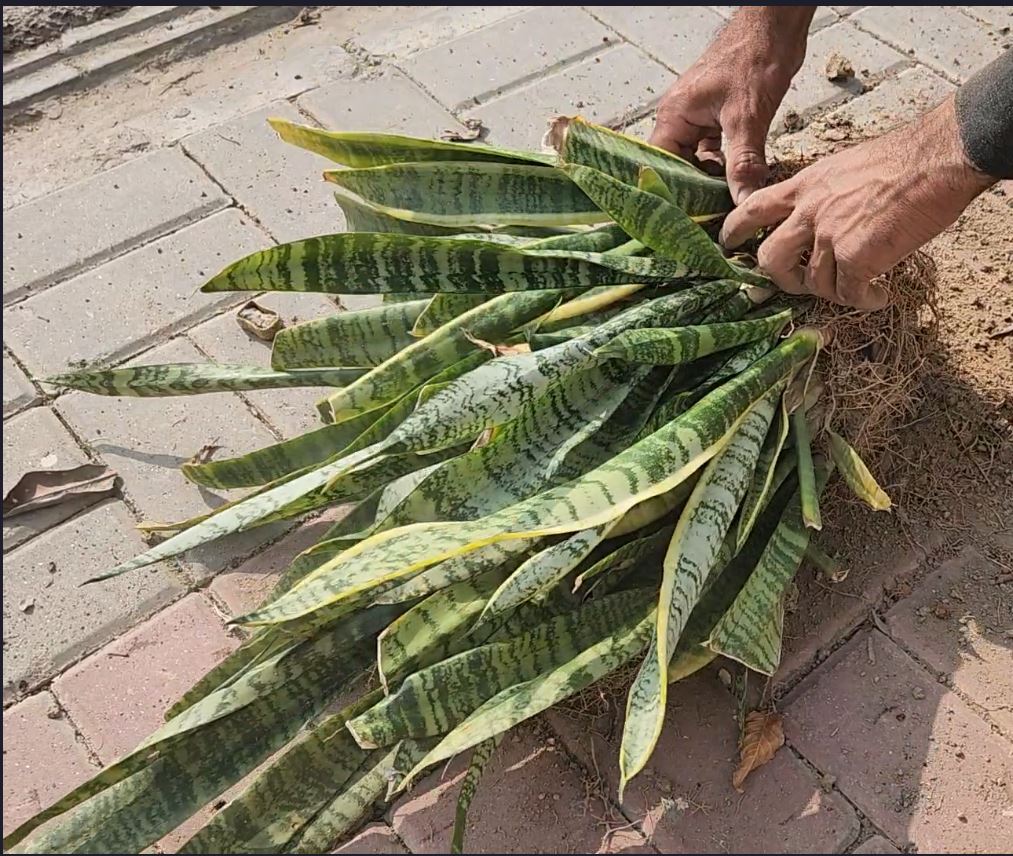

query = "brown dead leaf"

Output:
[[237, 300, 283, 341], [189, 442, 222, 466], [462, 330, 530, 357], [2, 464, 117, 517], [440, 117, 485, 142], [732, 710, 785, 792]]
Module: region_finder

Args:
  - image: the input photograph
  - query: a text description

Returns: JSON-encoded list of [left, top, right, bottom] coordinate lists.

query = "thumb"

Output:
[[723, 118, 770, 205]]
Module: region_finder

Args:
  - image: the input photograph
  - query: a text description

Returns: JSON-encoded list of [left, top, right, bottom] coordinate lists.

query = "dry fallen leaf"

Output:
[[732, 710, 785, 792], [2, 464, 117, 517], [237, 300, 283, 341], [441, 117, 485, 142], [189, 442, 222, 466], [462, 330, 530, 357]]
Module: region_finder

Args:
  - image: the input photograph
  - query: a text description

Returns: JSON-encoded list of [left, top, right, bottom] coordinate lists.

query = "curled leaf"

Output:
[[3, 464, 117, 517], [732, 710, 784, 792], [827, 430, 891, 511]]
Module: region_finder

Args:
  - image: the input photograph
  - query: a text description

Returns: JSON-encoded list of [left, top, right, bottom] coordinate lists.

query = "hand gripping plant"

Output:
[[7, 116, 896, 854]]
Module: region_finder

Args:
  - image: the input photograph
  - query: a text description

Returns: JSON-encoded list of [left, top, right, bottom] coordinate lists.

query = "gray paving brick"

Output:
[[56, 338, 288, 584], [852, 6, 1006, 82], [2, 147, 227, 305], [3, 208, 268, 380], [960, 6, 1013, 29], [853, 835, 902, 854], [341, 5, 530, 59], [2, 406, 93, 552], [297, 68, 460, 139], [775, 22, 910, 131], [474, 43, 671, 150], [182, 101, 343, 244], [2, 501, 181, 702], [401, 7, 610, 109], [2, 354, 38, 418], [187, 293, 337, 438], [588, 5, 725, 72]]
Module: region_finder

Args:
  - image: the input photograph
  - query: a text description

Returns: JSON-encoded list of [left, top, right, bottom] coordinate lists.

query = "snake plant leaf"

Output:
[[412, 294, 489, 337], [609, 476, 697, 538], [528, 283, 648, 333], [563, 164, 766, 285], [523, 222, 630, 252], [324, 161, 605, 227], [335, 188, 463, 236], [45, 363, 366, 397], [619, 383, 782, 794], [200, 233, 689, 298], [827, 429, 892, 510], [399, 607, 655, 788], [271, 300, 428, 369], [572, 523, 672, 593], [547, 116, 731, 215], [596, 310, 792, 366], [636, 165, 675, 203], [346, 589, 652, 748], [735, 393, 790, 549], [452, 735, 503, 854], [706, 462, 833, 675], [270, 117, 553, 167], [792, 408, 822, 530]]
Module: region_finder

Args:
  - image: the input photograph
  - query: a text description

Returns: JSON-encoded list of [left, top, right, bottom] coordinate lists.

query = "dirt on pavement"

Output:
[[3, 5, 129, 54]]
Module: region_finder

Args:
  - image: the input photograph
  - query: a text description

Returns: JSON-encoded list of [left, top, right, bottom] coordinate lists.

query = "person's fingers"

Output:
[[649, 104, 710, 161], [722, 113, 772, 204], [835, 268, 889, 310], [695, 135, 725, 175], [756, 213, 813, 294], [719, 179, 797, 248], [803, 232, 838, 304]]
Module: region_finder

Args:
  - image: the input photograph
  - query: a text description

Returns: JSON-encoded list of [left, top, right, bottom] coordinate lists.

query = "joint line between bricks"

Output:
[[580, 6, 692, 78], [841, 17, 963, 86]]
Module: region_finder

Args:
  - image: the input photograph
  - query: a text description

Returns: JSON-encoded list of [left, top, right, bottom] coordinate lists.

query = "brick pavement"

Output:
[[3, 7, 1010, 853]]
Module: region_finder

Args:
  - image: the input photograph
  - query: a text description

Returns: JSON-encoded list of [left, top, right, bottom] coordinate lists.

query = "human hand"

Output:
[[649, 7, 814, 203], [719, 96, 994, 310]]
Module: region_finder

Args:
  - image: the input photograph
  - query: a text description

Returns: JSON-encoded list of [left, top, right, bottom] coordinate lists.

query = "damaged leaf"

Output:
[[189, 443, 222, 466], [3, 464, 117, 517], [237, 300, 283, 341], [440, 117, 485, 142], [732, 710, 784, 792]]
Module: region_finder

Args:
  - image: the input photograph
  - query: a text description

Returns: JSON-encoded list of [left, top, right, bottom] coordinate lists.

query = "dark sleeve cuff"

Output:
[[955, 49, 1013, 180]]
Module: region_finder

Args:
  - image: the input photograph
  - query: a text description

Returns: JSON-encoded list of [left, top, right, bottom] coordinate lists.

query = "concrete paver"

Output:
[[2, 147, 226, 305], [56, 338, 288, 583], [53, 594, 238, 763], [2, 692, 97, 838], [586, 6, 726, 73], [182, 101, 344, 244], [785, 630, 1013, 851], [186, 292, 338, 439], [2, 501, 182, 702], [886, 546, 1013, 736], [548, 668, 860, 854], [2, 354, 38, 418], [2, 406, 92, 551], [402, 7, 610, 109], [475, 43, 671, 150], [852, 835, 902, 854], [3, 208, 268, 379]]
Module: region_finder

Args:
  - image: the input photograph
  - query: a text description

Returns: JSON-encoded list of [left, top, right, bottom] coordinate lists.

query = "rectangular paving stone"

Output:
[[785, 630, 1013, 851], [3, 208, 268, 380], [298, 67, 461, 140], [2, 501, 182, 702], [2, 354, 38, 418], [475, 43, 672, 150], [547, 667, 859, 854], [961, 6, 1013, 28], [886, 545, 1013, 736], [331, 823, 408, 855], [3, 692, 98, 837], [210, 510, 346, 616], [53, 594, 238, 763], [389, 722, 652, 854], [774, 22, 909, 130], [2, 147, 227, 305], [186, 292, 338, 438], [853, 835, 902, 854], [402, 7, 610, 108], [853, 6, 1006, 82], [182, 101, 344, 244], [56, 338, 287, 584], [587, 6, 726, 72], [2, 406, 93, 551]]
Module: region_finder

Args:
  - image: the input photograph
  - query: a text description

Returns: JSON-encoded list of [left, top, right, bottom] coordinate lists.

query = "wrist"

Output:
[[731, 6, 814, 74], [924, 95, 995, 201]]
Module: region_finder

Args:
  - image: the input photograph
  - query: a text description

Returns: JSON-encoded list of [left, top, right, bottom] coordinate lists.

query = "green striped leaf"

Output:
[[270, 117, 553, 167], [549, 116, 731, 215], [200, 233, 689, 298], [528, 283, 647, 333], [572, 524, 671, 593], [271, 300, 428, 369], [563, 164, 766, 285], [620, 383, 782, 794], [523, 222, 630, 252], [335, 188, 463, 236], [735, 394, 790, 549], [596, 310, 791, 366], [637, 165, 676, 203], [452, 736, 503, 854], [346, 589, 652, 748], [792, 408, 822, 530], [45, 363, 366, 397], [324, 161, 604, 227], [827, 429, 892, 511], [412, 294, 489, 337]]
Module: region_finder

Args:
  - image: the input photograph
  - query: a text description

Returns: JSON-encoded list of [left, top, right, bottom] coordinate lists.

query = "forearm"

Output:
[[955, 49, 1013, 180], [725, 6, 816, 72]]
